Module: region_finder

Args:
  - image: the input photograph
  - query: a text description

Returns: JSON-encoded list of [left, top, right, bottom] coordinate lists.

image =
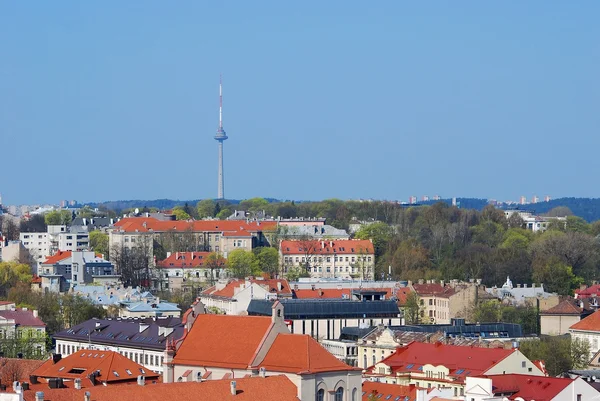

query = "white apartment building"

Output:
[[280, 239, 375, 280], [20, 225, 90, 269]]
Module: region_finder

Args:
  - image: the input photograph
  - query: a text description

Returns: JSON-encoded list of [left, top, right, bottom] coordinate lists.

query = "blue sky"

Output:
[[1, 2, 598, 205]]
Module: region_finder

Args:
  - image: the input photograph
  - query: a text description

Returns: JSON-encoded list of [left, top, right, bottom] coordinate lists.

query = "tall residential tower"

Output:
[[214, 75, 228, 199]]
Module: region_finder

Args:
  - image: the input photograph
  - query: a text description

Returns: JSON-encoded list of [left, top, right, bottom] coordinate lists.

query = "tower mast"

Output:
[[214, 74, 228, 200]]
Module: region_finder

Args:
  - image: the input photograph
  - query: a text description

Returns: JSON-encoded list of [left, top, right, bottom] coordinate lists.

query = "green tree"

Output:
[[403, 292, 421, 324], [354, 222, 393, 258], [565, 216, 591, 234], [0, 262, 33, 298], [44, 210, 72, 225], [240, 198, 269, 213], [89, 231, 109, 258], [216, 208, 232, 220], [172, 208, 191, 221], [253, 247, 280, 277], [520, 336, 587, 376], [226, 249, 259, 279], [532, 258, 583, 295], [196, 199, 217, 219]]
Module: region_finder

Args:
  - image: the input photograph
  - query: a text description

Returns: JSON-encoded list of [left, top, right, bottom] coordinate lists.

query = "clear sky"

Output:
[[1, 2, 598, 205]]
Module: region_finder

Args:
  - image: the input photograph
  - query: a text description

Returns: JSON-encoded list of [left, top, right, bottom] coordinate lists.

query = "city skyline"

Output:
[[1, 2, 599, 205]]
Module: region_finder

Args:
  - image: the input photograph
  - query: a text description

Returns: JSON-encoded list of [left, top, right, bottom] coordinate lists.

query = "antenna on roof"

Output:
[[219, 73, 223, 131]]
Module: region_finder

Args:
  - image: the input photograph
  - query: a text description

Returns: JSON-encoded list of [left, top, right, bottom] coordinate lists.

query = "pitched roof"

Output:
[[173, 314, 274, 369], [576, 284, 600, 298], [541, 299, 582, 315], [280, 239, 374, 255], [20, 375, 299, 401], [484, 374, 576, 401], [113, 217, 276, 234], [0, 309, 45, 327], [32, 350, 159, 383], [156, 252, 215, 269], [412, 283, 455, 298], [368, 342, 515, 381], [570, 310, 600, 332], [362, 381, 418, 401], [202, 279, 292, 298], [53, 317, 184, 351], [257, 333, 357, 374], [41, 251, 72, 265]]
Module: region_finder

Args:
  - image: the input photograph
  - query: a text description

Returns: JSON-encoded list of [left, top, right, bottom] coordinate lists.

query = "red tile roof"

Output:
[[367, 342, 515, 381], [0, 309, 45, 327], [41, 251, 72, 265], [570, 310, 600, 332], [280, 239, 374, 255], [257, 333, 357, 374], [32, 350, 159, 384], [173, 314, 274, 369], [412, 283, 455, 298], [113, 217, 276, 234], [156, 252, 216, 269], [541, 299, 582, 315], [484, 374, 574, 401], [20, 375, 299, 401], [362, 381, 419, 401], [293, 288, 351, 299], [575, 284, 600, 298]]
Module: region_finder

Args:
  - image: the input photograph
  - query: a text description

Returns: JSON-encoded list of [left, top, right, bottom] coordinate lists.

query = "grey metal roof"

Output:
[[53, 317, 184, 351], [342, 320, 523, 339], [247, 299, 400, 319]]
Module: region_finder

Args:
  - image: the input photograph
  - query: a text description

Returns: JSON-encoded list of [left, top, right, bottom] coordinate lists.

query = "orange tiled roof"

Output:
[[293, 288, 352, 299], [541, 299, 581, 315], [20, 375, 299, 401], [156, 252, 215, 269], [41, 251, 72, 265], [570, 310, 600, 332], [173, 314, 274, 369], [362, 381, 419, 401], [32, 350, 159, 383], [113, 217, 276, 234], [280, 239, 374, 255], [258, 333, 357, 374]]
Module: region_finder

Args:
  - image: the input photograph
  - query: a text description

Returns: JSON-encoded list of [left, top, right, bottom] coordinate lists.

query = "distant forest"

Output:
[[88, 197, 600, 222]]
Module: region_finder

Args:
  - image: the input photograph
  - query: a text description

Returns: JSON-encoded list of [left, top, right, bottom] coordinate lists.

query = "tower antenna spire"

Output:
[[219, 73, 223, 130], [214, 74, 228, 200]]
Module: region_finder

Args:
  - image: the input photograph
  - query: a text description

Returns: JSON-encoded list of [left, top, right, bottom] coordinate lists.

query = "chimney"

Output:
[[523, 284, 527, 288], [321, 241, 324, 249], [319, 290, 324, 297], [137, 375, 145, 386], [259, 367, 266, 378], [277, 282, 282, 291], [95, 321, 101, 328], [517, 284, 521, 288], [74, 378, 82, 390], [167, 252, 172, 258], [35, 392, 44, 401], [84, 391, 91, 401], [230, 381, 237, 396]]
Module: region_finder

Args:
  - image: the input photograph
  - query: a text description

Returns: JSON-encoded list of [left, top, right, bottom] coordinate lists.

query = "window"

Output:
[[521, 361, 526, 368], [335, 387, 344, 401], [578, 395, 582, 401], [317, 389, 325, 401]]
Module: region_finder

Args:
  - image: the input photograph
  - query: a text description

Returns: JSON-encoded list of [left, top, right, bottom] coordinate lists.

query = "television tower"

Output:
[[214, 75, 228, 199]]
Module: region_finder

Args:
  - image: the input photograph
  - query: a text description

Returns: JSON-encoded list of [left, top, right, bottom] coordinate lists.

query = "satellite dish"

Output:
[[134, 208, 140, 215]]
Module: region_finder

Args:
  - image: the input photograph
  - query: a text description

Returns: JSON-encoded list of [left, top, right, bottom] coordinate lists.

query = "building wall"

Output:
[[448, 285, 477, 321], [287, 317, 402, 341], [281, 252, 375, 280], [541, 314, 580, 336], [570, 330, 597, 360], [358, 329, 400, 369], [55, 339, 165, 373], [553, 377, 600, 401], [483, 350, 545, 376]]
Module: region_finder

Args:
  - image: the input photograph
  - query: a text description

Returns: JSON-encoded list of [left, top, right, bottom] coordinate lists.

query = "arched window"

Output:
[[352, 388, 358, 401], [363, 355, 367, 368], [316, 389, 325, 401], [335, 387, 344, 401], [372, 355, 376, 366]]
